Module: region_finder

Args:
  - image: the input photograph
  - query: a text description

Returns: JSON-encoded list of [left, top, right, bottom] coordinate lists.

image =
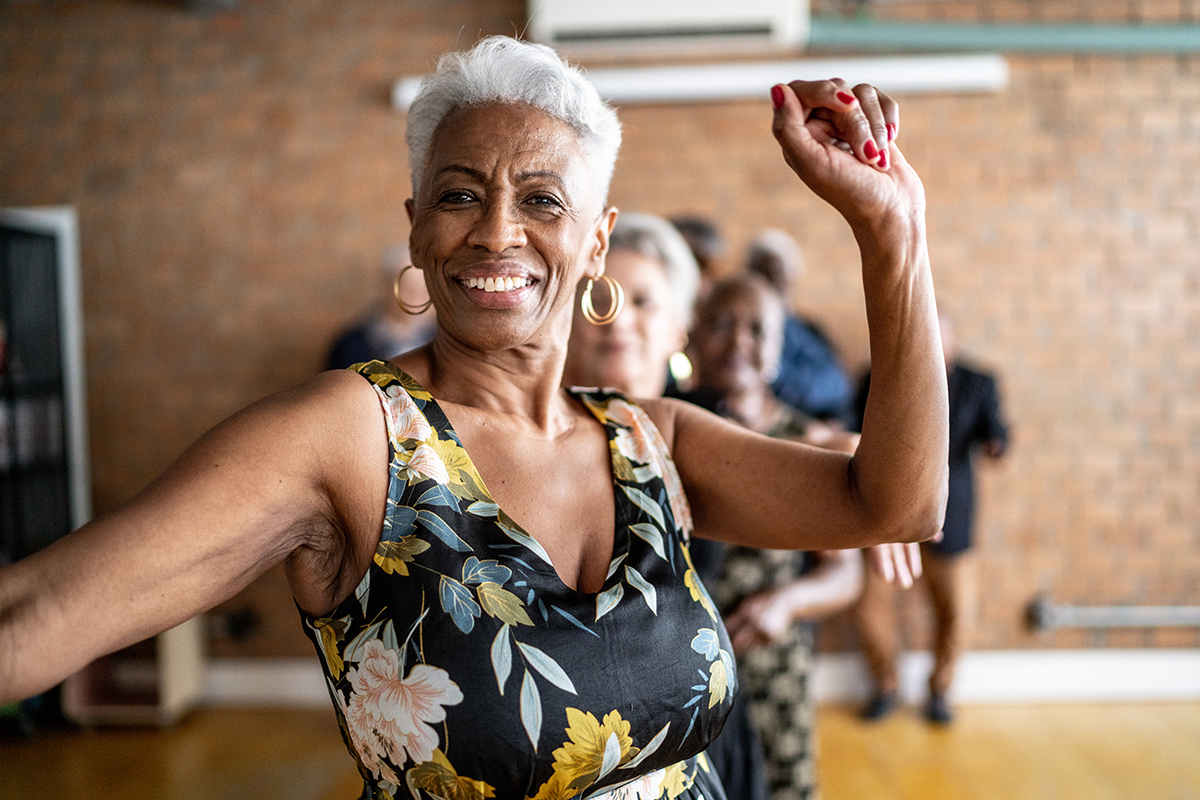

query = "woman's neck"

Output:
[[399, 336, 575, 435]]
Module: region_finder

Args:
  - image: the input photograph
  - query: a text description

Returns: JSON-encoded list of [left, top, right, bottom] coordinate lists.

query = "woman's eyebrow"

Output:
[[516, 169, 566, 186], [432, 164, 486, 182]]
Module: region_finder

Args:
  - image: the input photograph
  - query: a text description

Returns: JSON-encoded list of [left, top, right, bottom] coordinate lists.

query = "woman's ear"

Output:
[[405, 198, 415, 224], [591, 207, 619, 269]]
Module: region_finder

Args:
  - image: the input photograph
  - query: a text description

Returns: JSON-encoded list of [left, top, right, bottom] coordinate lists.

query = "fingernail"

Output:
[[836, 91, 856, 105], [863, 140, 879, 159], [886, 122, 896, 141], [878, 150, 888, 168], [771, 85, 785, 109]]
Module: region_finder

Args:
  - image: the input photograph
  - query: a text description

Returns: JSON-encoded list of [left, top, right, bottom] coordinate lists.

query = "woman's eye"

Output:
[[527, 194, 564, 210], [632, 295, 655, 310], [438, 190, 476, 205]]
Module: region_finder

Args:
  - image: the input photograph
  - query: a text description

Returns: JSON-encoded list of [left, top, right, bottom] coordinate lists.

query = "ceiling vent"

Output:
[[526, 0, 810, 56]]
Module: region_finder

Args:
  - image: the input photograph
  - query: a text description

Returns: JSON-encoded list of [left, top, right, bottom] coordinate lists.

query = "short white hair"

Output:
[[746, 228, 806, 293], [406, 36, 622, 206], [609, 212, 702, 328]]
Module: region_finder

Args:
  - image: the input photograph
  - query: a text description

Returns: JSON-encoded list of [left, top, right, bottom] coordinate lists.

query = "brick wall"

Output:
[[2, 1, 1196, 657]]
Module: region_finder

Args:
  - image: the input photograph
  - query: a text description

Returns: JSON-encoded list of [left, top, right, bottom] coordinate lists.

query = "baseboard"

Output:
[[812, 648, 1200, 704], [204, 649, 1200, 707], [204, 658, 331, 707]]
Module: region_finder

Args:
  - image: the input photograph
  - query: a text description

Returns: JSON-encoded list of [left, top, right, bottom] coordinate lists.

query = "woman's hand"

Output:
[[865, 542, 922, 588], [770, 80, 924, 236], [724, 588, 794, 654]]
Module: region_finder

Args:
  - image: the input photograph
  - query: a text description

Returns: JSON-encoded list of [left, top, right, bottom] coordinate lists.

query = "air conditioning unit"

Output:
[[526, 0, 810, 56]]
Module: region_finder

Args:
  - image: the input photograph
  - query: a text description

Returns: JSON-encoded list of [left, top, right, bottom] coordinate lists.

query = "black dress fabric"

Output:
[[299, 361, 735, 799]]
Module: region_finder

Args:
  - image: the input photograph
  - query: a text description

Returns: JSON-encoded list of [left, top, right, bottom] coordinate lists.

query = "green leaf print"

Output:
[[520, 669, 542, 751], [628, 523, 666, 562], [691, 629, 721, 662], [418, 509, 473, 552], [491, 625, 513, 695], [516, 642, 578, 695], [462, 556, 513, 585], [595, 582, 624, 622], [344, 620, 386, 665], [620, 485, 667, 533], [496, 519, 554, 567], [605, 552, 627, 580], [598, 731, 622, 780], [477, 582, 535, 627], [440, 576, 482, 634], [621, 723, 670, 771], [624, 566, 657, 615], [416, 484, 460, 509], [467, 501, 500, 517]]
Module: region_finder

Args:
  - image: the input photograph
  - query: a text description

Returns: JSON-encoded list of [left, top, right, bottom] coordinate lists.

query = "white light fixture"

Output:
[[392, 53, 1008, 110]]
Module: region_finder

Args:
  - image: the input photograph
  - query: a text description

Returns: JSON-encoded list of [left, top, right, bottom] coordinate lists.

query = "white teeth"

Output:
[[465, 276, 530, 292]]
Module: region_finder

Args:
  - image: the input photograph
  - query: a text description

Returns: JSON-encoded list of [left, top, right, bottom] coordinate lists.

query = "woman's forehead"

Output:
[[425, 103, 592, 186]]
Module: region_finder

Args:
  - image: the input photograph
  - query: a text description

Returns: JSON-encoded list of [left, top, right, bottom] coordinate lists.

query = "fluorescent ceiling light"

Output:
[[393, 54, 1008, 110]]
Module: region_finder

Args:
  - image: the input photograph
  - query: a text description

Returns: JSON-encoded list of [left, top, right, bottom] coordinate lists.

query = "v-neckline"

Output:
[[392, 366, 632, 597]]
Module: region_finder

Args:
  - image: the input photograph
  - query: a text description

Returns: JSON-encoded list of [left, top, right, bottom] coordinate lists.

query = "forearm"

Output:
[[0, 541, 149, 704], [849, 216, 948, 542], [775, 549, 864, 621]]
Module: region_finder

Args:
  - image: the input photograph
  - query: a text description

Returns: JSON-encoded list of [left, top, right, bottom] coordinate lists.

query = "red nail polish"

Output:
[[886, 122, 896, 141], [836, 91, 856, 105], [771, 85, 785, 109], [864, 140, 879, 159], [878, 150, 888, 168]]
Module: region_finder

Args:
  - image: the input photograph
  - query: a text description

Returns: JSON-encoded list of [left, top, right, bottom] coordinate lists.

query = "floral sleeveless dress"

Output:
[[300, 361, 735, 800]]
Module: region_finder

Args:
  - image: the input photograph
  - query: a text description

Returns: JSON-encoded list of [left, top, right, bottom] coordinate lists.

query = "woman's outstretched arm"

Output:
[[652, 79, 947, 552], [0, 370, 387, 704]]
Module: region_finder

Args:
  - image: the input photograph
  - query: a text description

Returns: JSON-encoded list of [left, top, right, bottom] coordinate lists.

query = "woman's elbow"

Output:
[[905, 466, 948, 543], [870, 466, 947, 545]]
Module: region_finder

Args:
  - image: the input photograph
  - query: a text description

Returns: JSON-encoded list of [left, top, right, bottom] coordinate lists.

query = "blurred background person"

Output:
[[563, 211, 700, 399], [745, 229, 854, 424], [680, 272, 864, 800], [325, 243, 435, 370], [670, 215, 726, 303], [565, 213, 773, 799], [854, 310, 1010, 725]]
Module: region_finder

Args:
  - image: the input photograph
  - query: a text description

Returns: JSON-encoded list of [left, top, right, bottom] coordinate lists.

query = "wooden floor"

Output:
[[1, 702, 1198, 799]]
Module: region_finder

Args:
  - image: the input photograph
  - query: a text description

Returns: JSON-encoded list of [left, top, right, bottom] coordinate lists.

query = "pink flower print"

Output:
[[376, 384, 433, 449], [402, 443, 450, 484], [598, 769, 666, 799], [608, 400, 693, 537], [343, 640, 464, 775], [608, 400, 656, 468]]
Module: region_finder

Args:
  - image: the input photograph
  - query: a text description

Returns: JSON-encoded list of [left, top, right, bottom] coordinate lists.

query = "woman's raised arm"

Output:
[[651, 79, 947, 552], [0, 369, 388, 704]]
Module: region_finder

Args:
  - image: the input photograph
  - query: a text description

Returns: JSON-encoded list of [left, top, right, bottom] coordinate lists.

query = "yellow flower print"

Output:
[[680, 545, 718, 623], [529, 709, 641, 800], [406, 749, 497, 800], [374, 534, 432, 576], [660, 761, 691, 800], [423, 435, 490, 501], [707, 658, 729, 709], [310, 616, 349, 680]]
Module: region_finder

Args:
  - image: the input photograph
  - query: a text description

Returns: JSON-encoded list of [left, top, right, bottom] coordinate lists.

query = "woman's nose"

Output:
[[467, 202, 527, 252]]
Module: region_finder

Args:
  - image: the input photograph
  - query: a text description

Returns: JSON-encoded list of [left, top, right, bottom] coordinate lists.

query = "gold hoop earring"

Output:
[[580, 274, 624, 325], [393, 265, 432, 315]]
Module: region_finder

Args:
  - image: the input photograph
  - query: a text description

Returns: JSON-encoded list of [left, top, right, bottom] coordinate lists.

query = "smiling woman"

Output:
[[0, 35, 947, 800]]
